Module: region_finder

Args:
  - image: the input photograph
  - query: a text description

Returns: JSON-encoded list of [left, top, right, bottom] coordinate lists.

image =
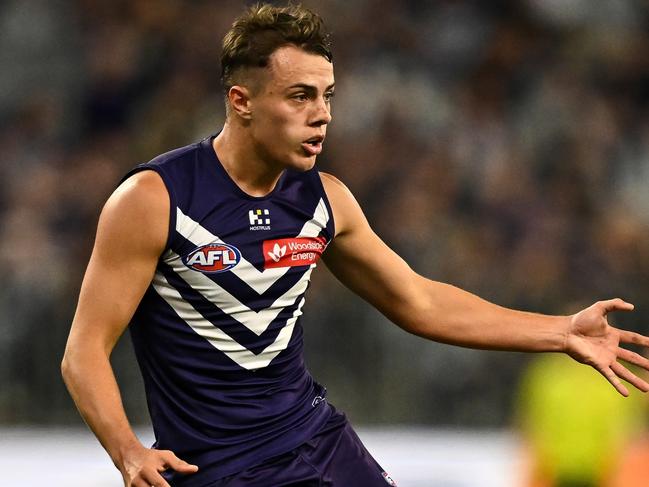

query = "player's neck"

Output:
[[213, 124, 283, 198]]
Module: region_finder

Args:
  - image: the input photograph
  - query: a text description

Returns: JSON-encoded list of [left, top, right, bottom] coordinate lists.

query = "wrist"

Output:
[[112, 436, 144, 471], [559, 314, 573, 353]]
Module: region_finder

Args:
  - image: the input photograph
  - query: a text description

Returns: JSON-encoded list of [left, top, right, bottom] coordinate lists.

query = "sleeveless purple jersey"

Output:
[[124, 135, 335, 485]]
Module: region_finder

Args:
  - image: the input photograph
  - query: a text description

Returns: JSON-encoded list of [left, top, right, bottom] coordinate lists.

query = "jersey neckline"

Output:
[[201, 134, 287, 201]]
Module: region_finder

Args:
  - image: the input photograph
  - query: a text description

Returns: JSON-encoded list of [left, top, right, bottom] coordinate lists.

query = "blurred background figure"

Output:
[[2, 0, 649, 484], [515, 351, 648, 487]]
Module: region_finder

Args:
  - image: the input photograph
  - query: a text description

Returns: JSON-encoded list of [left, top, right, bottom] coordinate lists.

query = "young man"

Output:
[[61, 4, 649, 487]]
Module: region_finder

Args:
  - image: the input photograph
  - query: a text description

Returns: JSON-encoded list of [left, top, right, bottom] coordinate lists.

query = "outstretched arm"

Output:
[[61, 171, 198, 487], [320, 172, 649, 396]]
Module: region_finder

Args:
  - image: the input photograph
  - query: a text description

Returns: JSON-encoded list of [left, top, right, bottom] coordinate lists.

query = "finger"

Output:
[[618, 347, 649, 371], [160, 451, 199, 474], [599, 298, 634, 313], [618, 329, 649, 348], [612, 361, 649, 393], [140, 470, 171, 487], [130, 476, 167, 487], [597, 365, 630, 397]]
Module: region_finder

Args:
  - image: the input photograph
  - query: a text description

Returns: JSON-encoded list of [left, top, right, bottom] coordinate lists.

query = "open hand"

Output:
[[120, 445, 198, 487], [566, 298, 649, 396]]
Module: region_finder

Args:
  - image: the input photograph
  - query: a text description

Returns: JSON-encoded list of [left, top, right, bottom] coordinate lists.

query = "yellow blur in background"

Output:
[[516, 354, 648, 487]]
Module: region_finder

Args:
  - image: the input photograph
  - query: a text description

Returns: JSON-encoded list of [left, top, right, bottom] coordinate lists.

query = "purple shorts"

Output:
[[211, 410, 397, 486]]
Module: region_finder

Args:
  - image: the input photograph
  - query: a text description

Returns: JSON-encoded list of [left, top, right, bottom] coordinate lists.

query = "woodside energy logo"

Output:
[[263, 237, 327, 269]]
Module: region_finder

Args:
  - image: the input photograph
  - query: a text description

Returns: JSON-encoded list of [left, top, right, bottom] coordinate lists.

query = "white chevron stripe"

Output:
[[299, 198, 329, 238], [174, 198, 329, 294], [152, 273, 304, 370], [164, 255, 314, 336]]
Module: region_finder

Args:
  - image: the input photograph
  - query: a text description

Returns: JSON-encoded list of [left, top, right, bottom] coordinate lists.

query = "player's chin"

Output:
[[289, 152, 318, 172]]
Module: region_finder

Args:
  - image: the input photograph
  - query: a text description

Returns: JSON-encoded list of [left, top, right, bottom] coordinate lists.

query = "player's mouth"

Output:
[[301, 135, 325, 156]]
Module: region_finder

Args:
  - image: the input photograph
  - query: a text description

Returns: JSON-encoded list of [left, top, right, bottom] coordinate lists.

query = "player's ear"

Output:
[[228, 85, 253, 120]]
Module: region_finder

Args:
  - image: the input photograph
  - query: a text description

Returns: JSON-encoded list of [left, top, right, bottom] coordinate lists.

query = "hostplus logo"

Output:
[[249, 209, 271, 231]]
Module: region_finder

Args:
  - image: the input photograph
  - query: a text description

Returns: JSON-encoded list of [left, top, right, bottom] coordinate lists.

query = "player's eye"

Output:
[[324, 92, 335, 102], [292, 93, 308, 102]]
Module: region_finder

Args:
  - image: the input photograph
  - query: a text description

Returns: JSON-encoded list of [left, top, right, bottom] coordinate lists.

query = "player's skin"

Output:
[[62, 44, 649, 487]]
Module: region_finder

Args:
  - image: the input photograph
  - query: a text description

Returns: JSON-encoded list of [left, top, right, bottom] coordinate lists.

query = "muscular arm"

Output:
[[320, 172, 649, 396], [61, 171, 197, 486]]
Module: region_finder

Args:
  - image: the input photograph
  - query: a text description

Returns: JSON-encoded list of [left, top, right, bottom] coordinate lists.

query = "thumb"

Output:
[[598, 298, 634, 313], [161, 451, 199, 474]]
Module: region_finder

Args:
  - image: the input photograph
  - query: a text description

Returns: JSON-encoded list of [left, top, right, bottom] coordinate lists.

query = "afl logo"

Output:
[[382, 472, 397, 486], [183, 242, 241, 273]]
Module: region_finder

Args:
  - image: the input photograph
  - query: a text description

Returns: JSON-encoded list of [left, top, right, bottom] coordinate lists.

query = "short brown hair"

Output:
[[221, 3, 333, 94]]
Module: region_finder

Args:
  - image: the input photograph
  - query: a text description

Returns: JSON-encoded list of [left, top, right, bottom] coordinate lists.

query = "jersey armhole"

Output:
[[313, 170, 336, 240], [120, 165, 177, 253]]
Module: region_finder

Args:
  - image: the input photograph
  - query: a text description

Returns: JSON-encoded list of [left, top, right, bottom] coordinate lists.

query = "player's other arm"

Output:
[[320, 172, 649, 396], [61, 170, 197, 487]]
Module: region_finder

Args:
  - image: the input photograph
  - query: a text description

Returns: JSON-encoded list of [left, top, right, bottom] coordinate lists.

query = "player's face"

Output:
[[247, 45, 334, 171]]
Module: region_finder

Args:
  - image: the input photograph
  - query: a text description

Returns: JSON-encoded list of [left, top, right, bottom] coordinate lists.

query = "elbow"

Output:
[[389, 303, 434, 338], [389, 276, 438, 337], [61, 343, 84, 386], [61, 340, 110, 386], [60, 350, 73, 385], [394, 300, 444, 340], [399, 318, 432, 339]]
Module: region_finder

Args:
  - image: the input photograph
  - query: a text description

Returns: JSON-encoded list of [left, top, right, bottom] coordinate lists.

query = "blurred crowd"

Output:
[[2, 0, 649, 432]]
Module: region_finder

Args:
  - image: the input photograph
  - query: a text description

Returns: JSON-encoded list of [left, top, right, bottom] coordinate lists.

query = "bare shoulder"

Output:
[[319, 171, 351, 196], [318, 171, 367, 238], [98, 169, 169, 256], [108, 169, 167, 212]]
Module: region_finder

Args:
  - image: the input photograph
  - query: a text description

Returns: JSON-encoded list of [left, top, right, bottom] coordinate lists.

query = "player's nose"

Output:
[[310, 98, 332, 126]]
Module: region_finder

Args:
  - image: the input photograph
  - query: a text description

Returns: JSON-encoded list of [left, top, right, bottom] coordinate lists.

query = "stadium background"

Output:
[[1, 0, 649, 485]]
